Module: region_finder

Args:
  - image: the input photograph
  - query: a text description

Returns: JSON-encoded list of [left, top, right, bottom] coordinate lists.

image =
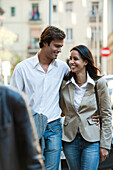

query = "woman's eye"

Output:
[[74, 57, 77, 60]]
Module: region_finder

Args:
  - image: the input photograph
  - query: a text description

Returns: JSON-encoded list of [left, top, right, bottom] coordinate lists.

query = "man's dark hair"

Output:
[[39, 25, 66, 48]]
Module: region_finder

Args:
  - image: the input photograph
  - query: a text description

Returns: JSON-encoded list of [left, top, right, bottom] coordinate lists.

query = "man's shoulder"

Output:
[[15, 55, 37, 70], [56, 59, 69, 68], [56, 59, 67, 64], [19, 55, 36, 65]]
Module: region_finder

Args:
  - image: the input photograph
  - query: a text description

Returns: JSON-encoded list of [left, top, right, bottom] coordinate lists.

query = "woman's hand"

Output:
[[92, 115, 99, 126], [99, 147, 109, 163]]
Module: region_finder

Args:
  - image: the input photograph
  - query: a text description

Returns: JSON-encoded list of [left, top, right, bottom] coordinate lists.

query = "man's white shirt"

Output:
[[10, 53, 69, 122]]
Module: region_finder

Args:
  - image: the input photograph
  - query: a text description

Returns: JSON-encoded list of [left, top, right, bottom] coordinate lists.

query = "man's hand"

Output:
[[92, 115, 99, 126], [99, 147, 109, 163]]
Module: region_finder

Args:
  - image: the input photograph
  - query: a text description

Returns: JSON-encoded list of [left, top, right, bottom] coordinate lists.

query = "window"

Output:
[[90, 26, 102, 49], [91, 27, 96, 41], [30, 3, 39, 20], [65, 1, 72, 12], [66, 28, 73, 41], [91, 2, 99, 17], [29, 28, 41, 49], [53, 5, 57, 12], [91, 27, 101, 41], [11, 7, 15, 16]]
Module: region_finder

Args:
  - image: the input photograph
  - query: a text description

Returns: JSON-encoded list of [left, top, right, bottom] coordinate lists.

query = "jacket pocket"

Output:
[[64, 117, 70, 126], [87, 118, 97, 125], [0, 124, 11, 138]]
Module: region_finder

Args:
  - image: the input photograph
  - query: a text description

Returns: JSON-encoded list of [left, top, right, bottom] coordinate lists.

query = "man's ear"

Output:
[[43, 42, 48, 47]]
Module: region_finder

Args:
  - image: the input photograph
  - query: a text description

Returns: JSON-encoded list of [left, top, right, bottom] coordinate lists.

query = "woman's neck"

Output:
[[74, 72, 87, 86]]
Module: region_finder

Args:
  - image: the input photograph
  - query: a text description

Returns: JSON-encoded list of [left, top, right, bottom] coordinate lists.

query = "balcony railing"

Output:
[[89, 12, 102, 22], [29, 11, 42, 24], [27, 41, 39, 54]]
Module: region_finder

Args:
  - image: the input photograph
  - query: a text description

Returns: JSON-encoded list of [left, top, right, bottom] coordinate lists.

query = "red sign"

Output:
[[100, 47, 111, 57]]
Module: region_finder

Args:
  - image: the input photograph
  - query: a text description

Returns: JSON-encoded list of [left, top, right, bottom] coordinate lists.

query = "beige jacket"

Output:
[[60, 77, 112, 150]]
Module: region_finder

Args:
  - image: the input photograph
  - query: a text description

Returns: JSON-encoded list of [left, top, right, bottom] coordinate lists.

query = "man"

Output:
[[10, 25, 98, 169], [0, 85, 44, 170], [10, 25, 69, 170]]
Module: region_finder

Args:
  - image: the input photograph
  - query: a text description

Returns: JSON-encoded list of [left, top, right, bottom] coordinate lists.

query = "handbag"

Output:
[[94, 82, 113, 169], [94, 82, 102, 128]]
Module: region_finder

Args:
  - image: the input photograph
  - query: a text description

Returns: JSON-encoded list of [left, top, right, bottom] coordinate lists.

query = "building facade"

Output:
[[0, 0, 104, 69], [107, 0, 113, 75]]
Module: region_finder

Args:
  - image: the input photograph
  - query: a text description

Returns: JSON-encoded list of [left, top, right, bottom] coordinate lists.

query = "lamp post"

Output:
[[102, 0, 107, 75], [49, 0, 52, 25], [96, 10, 100, 68]]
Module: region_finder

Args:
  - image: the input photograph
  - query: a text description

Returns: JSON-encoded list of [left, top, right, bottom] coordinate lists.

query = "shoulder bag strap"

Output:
[[94, 82, 102, 128]]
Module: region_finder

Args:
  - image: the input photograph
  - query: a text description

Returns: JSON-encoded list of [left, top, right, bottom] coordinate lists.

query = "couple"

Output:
[[10, 25, 112, 170]]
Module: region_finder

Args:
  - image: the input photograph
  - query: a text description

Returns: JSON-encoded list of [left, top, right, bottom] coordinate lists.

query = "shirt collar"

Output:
[[66, 72, 95, 86], [87, 72, 95, 86], [33, 53, 58, 68], [33, 53, 39, 68], [51, 59, 58, 67]]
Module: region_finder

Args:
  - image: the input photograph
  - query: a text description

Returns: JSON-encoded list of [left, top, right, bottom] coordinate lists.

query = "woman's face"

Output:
[[69, 50, 88, 74]]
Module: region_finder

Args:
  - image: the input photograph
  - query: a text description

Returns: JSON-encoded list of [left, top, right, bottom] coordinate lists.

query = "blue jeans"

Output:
[[44, 119, 62, 170], [63, 134, 99, 170]]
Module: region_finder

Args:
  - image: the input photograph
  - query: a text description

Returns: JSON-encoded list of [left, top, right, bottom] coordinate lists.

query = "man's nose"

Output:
[[58, 48, 62, 53]]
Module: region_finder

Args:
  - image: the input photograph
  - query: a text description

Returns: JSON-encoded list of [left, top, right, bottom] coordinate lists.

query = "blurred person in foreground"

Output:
[[0, 84, 44, 170], [60, 45, 112, 170]]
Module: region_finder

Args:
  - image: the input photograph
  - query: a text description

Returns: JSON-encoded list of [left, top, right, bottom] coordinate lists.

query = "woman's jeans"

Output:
[[44, 119, 62, 170], [63, 134, 99, 170]]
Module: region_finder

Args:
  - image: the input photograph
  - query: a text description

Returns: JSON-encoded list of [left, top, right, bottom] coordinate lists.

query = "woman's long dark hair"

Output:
[[64, 45, 102, 81]]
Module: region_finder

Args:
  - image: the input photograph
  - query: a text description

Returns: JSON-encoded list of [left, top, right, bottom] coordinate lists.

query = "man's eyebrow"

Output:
[[54, 44, 63, 47]]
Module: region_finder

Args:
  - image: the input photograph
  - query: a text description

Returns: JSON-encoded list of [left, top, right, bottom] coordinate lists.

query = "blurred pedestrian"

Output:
[[60, 45, 112, 170], [0, 85, 44, 170]]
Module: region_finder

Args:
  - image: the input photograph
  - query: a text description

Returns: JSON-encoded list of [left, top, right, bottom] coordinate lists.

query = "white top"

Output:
[[10, 53, 69, 122], [66, 72, 95, 111]]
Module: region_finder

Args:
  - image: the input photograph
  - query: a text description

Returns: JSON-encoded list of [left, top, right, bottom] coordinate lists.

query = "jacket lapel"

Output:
[[68, 83, 78, 112]]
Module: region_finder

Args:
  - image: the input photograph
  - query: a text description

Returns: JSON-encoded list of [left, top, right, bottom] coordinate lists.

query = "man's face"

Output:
[[44, 39, 64, 60]]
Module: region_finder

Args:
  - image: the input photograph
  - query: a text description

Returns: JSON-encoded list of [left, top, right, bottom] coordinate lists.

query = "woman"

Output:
[[60, 45, 112, 170]]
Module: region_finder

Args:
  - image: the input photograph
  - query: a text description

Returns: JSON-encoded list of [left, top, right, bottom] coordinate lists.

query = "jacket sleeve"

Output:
[[97, 78, 112, 150], [13, 92, 45, 170]]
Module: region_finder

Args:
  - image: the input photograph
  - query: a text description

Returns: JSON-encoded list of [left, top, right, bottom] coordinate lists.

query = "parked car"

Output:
[[98, 75, 113, 170], [104, 75, 113, 111]]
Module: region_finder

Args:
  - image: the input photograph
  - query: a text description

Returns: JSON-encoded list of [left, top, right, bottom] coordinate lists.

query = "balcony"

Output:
[[29, 0, 41, 2], [89, 12, 102, 22], [29, 19, 42, 25], [27, 39, 39, 54], [29, 9, 42, 24]]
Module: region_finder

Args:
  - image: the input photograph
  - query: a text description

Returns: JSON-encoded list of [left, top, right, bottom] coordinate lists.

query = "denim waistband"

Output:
[[48, 118, 60, 124]]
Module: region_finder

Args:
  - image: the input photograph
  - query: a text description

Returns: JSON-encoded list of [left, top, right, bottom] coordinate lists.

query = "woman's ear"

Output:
[[84, 60, 88, 66]]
